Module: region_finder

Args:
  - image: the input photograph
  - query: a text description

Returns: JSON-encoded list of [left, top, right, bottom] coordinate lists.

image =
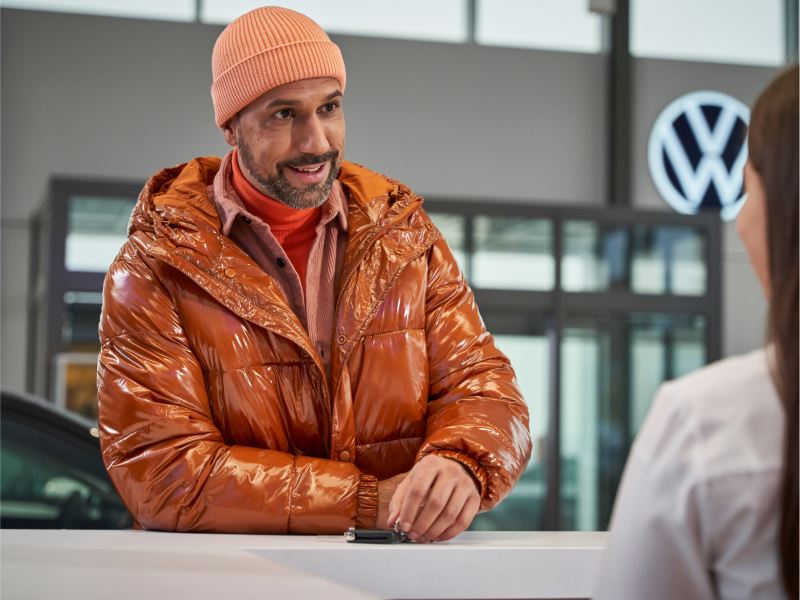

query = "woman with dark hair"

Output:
[[595, 65, 798, 600]]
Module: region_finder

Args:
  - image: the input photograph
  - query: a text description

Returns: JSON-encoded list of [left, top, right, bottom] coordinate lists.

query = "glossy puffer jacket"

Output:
[[98, 157, 531, 534]]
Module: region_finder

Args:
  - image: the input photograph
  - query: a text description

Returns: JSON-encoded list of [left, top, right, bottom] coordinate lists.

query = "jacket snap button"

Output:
[[337, 335, 347, 345], [339, 451, 351, 462], [425, 222, 434, 231], [224, 267, 236, 278]]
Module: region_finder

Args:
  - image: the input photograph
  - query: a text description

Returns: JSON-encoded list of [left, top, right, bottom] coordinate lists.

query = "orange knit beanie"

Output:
[[211, 6, 346, 128]]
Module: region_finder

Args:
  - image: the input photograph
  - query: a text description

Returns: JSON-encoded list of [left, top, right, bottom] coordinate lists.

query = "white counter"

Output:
[[1, 529, 606, 600]]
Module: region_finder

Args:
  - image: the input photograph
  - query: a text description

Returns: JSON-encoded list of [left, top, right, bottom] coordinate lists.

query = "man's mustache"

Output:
[[278, 150, 339, 170]]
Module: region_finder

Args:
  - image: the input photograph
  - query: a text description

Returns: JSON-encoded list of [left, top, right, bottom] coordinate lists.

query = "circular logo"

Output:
[[648, 91, 749, 221]]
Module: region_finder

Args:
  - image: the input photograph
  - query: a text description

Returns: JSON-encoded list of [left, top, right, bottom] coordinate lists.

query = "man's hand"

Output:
[[386, 455, 480, 543]]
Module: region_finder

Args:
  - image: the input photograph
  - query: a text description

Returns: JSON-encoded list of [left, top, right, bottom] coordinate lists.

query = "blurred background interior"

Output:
[[1, 0, 797, 531]]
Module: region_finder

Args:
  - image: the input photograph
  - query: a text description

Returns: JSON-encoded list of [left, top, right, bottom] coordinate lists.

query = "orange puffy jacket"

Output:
[[98, 157, 531, 534]]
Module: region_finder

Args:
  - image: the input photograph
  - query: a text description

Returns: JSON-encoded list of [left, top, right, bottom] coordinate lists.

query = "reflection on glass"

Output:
[[66, 196, 135, 272], [473, 217, 553, 290], [562, 221, 629, 292], [631, 226, 706, 296], [428, 212, 468, 275], [470, 332, 549, 531]]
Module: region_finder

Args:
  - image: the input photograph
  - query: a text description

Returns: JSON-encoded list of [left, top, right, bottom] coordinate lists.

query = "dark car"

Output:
[[1, 390, 132, 529]]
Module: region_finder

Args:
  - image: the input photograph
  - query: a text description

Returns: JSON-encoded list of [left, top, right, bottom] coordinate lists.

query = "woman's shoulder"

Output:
[[643, 348, 783, 478], [665, 348, 774, 400]]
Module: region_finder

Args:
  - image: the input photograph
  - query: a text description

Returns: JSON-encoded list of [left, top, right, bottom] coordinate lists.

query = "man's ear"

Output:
[[222, 116, 237, 147]]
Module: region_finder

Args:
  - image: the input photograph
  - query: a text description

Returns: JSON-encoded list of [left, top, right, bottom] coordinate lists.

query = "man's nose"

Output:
[[295, 115, 330, 156]]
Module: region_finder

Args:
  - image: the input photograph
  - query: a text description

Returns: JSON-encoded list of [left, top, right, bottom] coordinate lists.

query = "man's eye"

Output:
[[274, 109, 293, 119], [321, 102, 340, 113]]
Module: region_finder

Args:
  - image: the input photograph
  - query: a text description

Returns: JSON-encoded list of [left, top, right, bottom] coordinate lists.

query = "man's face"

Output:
[[223, 77, 345, 209]]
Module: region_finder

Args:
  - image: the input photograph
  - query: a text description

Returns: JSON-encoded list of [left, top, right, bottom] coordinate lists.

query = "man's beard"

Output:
[[236, 129, 340, 210]]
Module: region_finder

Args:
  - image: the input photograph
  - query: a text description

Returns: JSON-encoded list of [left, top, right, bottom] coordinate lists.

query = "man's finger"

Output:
[[419, 483, 473, 541], [386, 476, 410, 528], [433, 492, 481, 542], [396, 467, 437, 534], [406, 477, 455, 541]]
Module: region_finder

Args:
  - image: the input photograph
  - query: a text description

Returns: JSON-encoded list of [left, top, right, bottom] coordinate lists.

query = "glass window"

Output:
[[562, 221, 629, 292], [65, 195, 135, 273], [476, 0, 604, 53], [631, 226, 707, 296], [2, 0, 194, 21], [470, 318, 550, 531], [428, 212, 468, 275], [559, 325, 610, 531], [631, 0, 785, 66], [202, 0, 468, 43], [472, 216, 554, 290]]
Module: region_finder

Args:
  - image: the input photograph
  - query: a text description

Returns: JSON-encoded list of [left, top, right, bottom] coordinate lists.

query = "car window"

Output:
[[1, 415, 131, 529]]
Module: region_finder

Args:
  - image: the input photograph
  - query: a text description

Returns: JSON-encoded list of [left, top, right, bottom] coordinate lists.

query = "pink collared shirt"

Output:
[[210, 151, 348, 377]]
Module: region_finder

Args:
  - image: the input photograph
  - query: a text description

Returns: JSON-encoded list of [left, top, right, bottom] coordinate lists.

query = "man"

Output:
[[97, 6, 531, 541]]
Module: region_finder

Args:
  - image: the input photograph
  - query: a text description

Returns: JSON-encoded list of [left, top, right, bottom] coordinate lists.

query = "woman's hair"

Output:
[[747, 64, 799, 598]]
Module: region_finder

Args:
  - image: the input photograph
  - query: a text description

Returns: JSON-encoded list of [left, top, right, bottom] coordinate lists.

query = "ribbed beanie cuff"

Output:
[[211, 7, 346, 128]]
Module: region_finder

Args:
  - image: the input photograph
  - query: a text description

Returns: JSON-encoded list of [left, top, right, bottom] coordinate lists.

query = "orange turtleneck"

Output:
[[231, 150, 322, 289]]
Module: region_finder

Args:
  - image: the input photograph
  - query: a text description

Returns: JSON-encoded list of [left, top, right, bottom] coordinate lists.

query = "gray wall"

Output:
[[0, 8, 775, 393]]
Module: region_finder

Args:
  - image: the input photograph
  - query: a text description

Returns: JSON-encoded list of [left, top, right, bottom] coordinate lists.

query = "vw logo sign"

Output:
[[648, 91, 749, 221]]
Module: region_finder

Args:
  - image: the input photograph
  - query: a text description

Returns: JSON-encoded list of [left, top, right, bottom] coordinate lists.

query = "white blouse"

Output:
[[594, 349, 787, 600]]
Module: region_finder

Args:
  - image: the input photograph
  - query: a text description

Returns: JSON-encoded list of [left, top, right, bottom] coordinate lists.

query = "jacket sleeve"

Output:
[[417, 237, 532, 510], [97, 247, 377, 533]]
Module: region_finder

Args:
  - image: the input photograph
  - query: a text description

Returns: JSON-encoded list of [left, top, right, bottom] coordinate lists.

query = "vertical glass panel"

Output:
[[629, 326, 665, 432], [562, 221, 629, 292], [476, 0, 603, 53], [559, 326, 610, 531], [472, 217, 553, 290], [628, 314, 707, 433], [470, 326, 550, 530], [428, 212, 468, 275], [2, 0, 195, 21], [65, 196, 135, 273], [631, 226, 707, 296], [631, 0, 785, 66], [202, 0, 468, 43]]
